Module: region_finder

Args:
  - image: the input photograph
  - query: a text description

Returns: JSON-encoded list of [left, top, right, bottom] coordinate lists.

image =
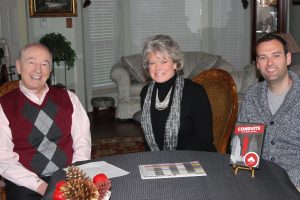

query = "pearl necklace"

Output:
[[155, 87, 172, 110]]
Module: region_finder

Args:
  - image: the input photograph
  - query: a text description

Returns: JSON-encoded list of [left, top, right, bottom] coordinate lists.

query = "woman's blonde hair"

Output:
[[142, 34, 184, 72]]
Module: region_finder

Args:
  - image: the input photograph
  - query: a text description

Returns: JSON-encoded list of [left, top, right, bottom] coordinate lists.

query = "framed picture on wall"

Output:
[[29, 0, 77, 17]]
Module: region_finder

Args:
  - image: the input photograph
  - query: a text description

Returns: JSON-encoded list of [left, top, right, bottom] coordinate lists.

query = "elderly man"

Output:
[[238, 33, 300, 192], [0, 43, 91, 199]]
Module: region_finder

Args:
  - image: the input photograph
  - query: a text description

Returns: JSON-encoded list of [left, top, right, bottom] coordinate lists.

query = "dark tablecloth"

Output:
[[43, 150, 300, 200]]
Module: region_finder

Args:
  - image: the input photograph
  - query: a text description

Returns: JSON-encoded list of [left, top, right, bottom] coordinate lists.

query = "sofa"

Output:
[[111, 51, 258, 119]]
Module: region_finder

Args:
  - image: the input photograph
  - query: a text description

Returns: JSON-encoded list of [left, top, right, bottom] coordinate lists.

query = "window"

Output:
[[85, 0, 118, 88], [209, 0, 250, 70], [129, 0, 203, 53]]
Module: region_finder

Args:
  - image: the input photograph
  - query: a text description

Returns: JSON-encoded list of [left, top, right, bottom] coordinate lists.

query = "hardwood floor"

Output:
[[88, 110, 143, 141]]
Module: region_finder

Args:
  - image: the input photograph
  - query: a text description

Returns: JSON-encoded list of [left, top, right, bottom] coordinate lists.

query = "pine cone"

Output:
[[61, 178, 99, 200], [63, 165, 111, 200], [95, 180, 111, 200], [66, 165, 87, 181]]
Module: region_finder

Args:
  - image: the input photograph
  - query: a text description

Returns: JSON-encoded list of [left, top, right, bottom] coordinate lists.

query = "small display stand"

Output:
[[232, 165, 255, 178]]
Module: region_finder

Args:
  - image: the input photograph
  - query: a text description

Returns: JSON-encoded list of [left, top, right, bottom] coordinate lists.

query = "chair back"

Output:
[[193, 69, 238, 154], [0, 80, 19, 97]]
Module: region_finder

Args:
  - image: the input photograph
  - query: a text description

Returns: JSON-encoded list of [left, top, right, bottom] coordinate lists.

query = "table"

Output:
[[43, 151, 300, 200]]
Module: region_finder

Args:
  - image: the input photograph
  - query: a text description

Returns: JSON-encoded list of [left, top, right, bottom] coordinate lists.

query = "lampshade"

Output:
[[276, 32, 300, 54]]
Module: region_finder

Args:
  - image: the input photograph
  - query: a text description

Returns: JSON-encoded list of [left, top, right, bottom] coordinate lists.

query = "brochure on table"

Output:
[[230, 122, 265, 169], [139, 161, 206, 179]]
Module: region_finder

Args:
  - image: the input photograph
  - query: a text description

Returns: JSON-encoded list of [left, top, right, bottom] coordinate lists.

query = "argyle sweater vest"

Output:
[[0, 87, 74, 177]]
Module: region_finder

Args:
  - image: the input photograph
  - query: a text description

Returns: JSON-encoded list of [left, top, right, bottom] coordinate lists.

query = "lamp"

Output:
[[276, 32, 300, 53]]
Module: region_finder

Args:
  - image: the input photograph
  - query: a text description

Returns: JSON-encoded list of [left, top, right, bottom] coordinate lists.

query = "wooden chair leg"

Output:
[[0, 186, 6, 200], [0, 176, 6, 200]]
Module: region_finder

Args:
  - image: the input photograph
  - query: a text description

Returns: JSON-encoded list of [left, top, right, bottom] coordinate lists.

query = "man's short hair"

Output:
[[256, 33, 289, 55]]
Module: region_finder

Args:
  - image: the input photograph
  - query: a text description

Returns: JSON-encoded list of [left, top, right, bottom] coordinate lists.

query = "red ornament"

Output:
[[55, 180, 66, 189], [93, 173, 108, 184], [53, 180, 66, 200], [53, 188, 66, 200]]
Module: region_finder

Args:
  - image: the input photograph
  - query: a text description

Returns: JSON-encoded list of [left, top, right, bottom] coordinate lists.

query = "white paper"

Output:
[[76, 161, 129, 179], [103, 191, 111, 200]]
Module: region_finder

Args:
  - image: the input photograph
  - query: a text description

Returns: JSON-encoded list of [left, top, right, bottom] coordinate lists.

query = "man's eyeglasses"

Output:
[[23, 59, 52, 69]]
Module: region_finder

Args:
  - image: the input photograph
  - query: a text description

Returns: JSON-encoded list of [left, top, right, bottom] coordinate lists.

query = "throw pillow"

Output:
[[187, 53, 220, 79], [213, 59, 234, 73], [240, 64, 258, 94], [122, 54, 150, 83]]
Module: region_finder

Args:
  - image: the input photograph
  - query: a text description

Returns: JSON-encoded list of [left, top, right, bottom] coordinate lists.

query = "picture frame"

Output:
[[29, 0, 77, 17]]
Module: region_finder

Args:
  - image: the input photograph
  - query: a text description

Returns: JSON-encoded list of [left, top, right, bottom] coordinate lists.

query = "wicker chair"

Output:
[[0, 176, 6, 200], [0, 80, 19, 200], [193, 69, 238, 154], [0, 80, 19, 97]]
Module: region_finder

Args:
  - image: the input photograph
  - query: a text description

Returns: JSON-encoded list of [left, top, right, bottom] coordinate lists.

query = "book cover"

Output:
[[139, 161, 206, 179], [230, 123, 265, 169]]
